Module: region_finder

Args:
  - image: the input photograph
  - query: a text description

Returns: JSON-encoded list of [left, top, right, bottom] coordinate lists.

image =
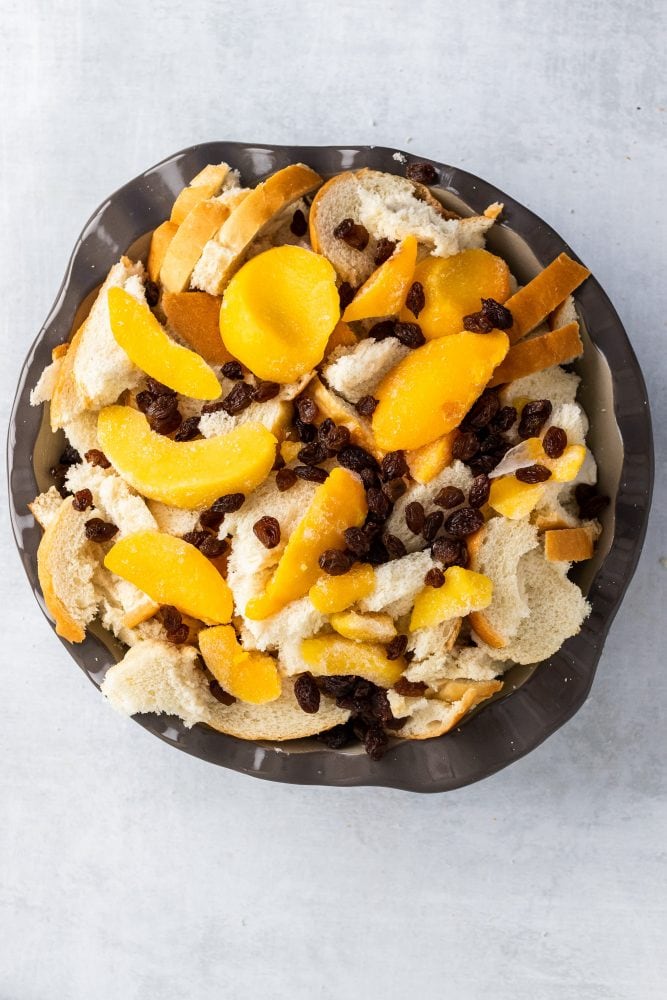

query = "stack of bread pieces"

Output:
[[29, 157, 606, 756]]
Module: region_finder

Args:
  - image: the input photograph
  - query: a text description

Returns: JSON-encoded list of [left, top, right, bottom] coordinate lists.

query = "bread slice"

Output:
[[500, 364, 580, 412], [322, 337, 409, 404], [388, 678, 502, 740], [198, 398, 291, 441], [170, 163, 237, 225], [403, 635, 502, 688], [28, 486, 64, 530], [304, 377, 380, 457], [50, 257, 146, 429], [384, 460, 473, 553], [468, 517, 538, 650], [61, 411, 101, 456], [147, 220, 178, 282], [159, 200, 234, 294], [146, 500, 200, 537], [101, 638, 350, 739], [488, 322, 583, 387], [309, 168, 493, 286], [359, 550, 435, 618], [544, 525, 597, 563], [506, 254, 590, 344], [37, 497, 99, 642], [30, 356, 64, 406], [474, 547, 590, 665], [161, 291, 232, 365], [191, 164, 322, 294]]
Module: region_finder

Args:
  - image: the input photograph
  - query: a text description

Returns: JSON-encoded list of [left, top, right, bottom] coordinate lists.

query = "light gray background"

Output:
[[1, 1, 665, 998]]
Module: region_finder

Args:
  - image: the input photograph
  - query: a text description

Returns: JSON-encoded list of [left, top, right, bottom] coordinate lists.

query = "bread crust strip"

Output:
[[488, 321, 583, 387], [505, 253, 590, 344]]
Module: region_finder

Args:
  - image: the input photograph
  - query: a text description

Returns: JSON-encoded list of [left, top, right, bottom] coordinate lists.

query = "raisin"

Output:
[[146, 378, 175, 398], [297, 441, 330, 465], [147, 407, 182, 436], [294, 417, 317, 443], [383, 478, 407, 503], [434, 486, 465, 509], [575, 484, 610, 520], [515, 464, 552, 483], [405, 501, 425, 534], [84, 449, 111, 469], [144, 280, 160, 307], [463, 311, 494, 333], [344, 526, 370, 557], [406, 161, 438, 184], [59, 445, 81, 466], [294, 672, 321, 714], [543, 426, 568, 459], [382, 532, 407, 560], [295, 397, 318, 424], [355, 395, 378, 417], [405, 281, 425, 318], [199, 506, 225, 532], [518, 399, 552, 439], [432, 537, 468, 568], [369, 319, 396, 341], [363, 725, 388, 761], [318, 549, 352, 575], [136, 390, 153, 413], [380, 450, 408, 481], [72, 488, 93, 511], [198, 535, 228, 559], [272, 450, 285, 471], [468, 473, 491, 508], [337, 445, 379, 473], [451, 431, 480, 462], [386, 634, 408, 660], [463, 390, 500, 430], [253, 516, 281, 549], [198, 399, 226, 414], [182, 530, 210, 549], [290, 208, 308, 237], [338, 282, 355, 310], [365, 536, 389, 565], [221, 382, 254, 415], [444, 506, 484, 537], [318, 676, 357, 699], [161, 605, 182, 632], [320, 423, 350, 453], [366, 487, 391, 520], [492, 405, 517, 432], [480, 431, 508, 456], [422, 510, 444, 542], [481, 297, 513, 330], [209, 679, 236, 706], [333, 217, 369, 251], [359, 467, 380, 490], [166, 623, 190, 645], [374, 238, 396, 265], [294, 465, 329, 483], [212, 493, 245, 513], [393, 322, 425, 348], [317, 723, 353, 749], [252, 380, 280, 403], [394, 677, 428, 697], [469, 455, 501, 477], [84, 518, 118, 542], [174, 416, 200, 442], [426, 567, 447, 589], [221, 360, 244, 381], [276, 468, 298, 492]]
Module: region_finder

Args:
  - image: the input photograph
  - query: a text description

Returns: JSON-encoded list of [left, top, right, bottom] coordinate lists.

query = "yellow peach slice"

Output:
[[199, 625, 282, 704], [245, 468, 367, 620], [329, 611, 397, 643], [400, 249, 511, 338], [372, 330, 509, 451], [308, 563, 375, 614], [219, 245, 340, 383], [406, 431, 457, 484], [491, 438, 586, 483], [342, 235, 417, 322], [488, 477, 547, 519], [105, 530, 233, 625], [98, 406, 276, 509], [300, 634, 405, 687], [108, 288, 221, 400], [409, 566, 493, 631]]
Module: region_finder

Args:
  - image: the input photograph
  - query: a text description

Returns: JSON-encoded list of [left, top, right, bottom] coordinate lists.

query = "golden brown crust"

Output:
[[147, 220, 178, 282], [160, 201, 231, 293], [488, 322, 583, 387], [305, 377, 383, 458], [544, 526, 595, 563], [466, 527, 508, 649], [37, 498, 86, 643], [398, 680, 503, 740], [506, 253, 590, 344], [161, 290, 232, 366]]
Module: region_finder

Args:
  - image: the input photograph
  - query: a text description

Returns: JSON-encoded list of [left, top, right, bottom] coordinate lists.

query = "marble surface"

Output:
[[1, 1, 665, 997]]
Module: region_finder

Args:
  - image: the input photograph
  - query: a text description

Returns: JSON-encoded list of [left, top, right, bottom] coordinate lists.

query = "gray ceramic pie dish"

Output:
[[7, 143, 653, 792]]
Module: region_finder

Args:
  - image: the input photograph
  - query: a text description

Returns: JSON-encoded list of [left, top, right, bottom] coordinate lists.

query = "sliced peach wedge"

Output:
[[372, 330, 509, 451], [300, 634, 405, 687], [105, 531, 233, 625], [199, 625, 282, 704], [97, 406, 277, 509], [108, 287, 221, 400], [309, 563, 375, 614], [245, 468, 367, 621], [219, 245, 340, 383], [400, 249, 511, 338], [410, 567, 493, 631], [342, 234, 417, 322]]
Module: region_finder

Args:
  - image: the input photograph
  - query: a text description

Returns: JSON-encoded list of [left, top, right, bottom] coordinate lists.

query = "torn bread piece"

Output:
[[359, 550, 435, 618], [192, 164, 322, 295], [388, 679, 503, 740], [29, 486, 64, 530], [544, 524, 599, 563], [170, 162, 239, 225], [37, 497, 100, 642], [322, 337, 409, 404], [384, 460, 473, 553]]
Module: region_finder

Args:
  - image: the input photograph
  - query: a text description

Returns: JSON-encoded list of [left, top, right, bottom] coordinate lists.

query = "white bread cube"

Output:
[[322, 338, 409, 404]]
